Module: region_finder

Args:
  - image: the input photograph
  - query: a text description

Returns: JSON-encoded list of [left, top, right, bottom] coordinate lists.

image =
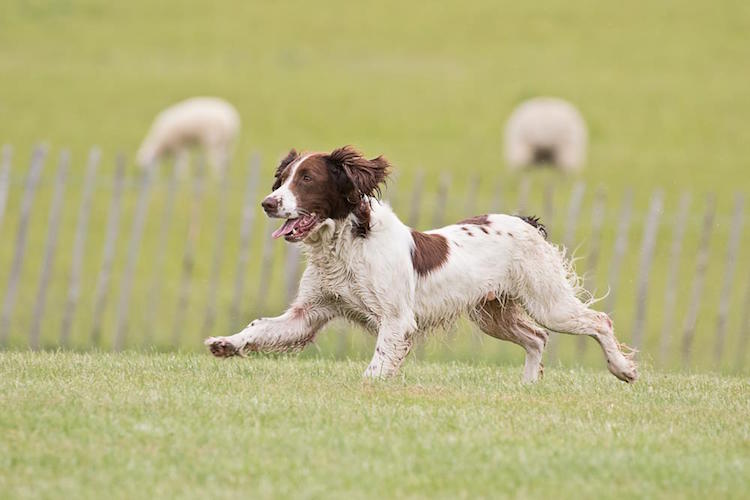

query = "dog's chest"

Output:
[[309, 248, 380, 318]]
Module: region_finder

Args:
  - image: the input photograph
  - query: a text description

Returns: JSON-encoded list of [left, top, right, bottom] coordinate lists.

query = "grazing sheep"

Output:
[[504, 97, 587, 173], [136, 97, 240, 174]]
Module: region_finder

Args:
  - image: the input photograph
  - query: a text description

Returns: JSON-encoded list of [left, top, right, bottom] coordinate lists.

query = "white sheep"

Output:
[[136, 97, 240, 174], [504, 97, 587, 173]]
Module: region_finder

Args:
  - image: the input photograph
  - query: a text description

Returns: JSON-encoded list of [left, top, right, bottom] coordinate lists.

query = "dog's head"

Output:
[[261, 146, 391, 242]]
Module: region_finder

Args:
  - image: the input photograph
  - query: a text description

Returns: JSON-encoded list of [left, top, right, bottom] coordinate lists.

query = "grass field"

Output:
[[0, 1, 749, 368], [1, 352, 748, 498]]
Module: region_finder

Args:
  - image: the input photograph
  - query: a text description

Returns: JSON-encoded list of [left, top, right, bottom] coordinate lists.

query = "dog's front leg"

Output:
[[364, 316, 415, 379], [205, 304, 334, 357]]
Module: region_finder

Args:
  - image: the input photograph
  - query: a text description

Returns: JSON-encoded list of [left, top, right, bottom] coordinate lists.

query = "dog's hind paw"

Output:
[[204, 337, 240, 358], [608, 359, 639, 383]]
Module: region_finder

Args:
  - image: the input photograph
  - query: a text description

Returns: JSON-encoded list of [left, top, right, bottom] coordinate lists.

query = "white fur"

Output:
[[504, 97, 587, 173], [137, 97, 240, 173], [206, 199, 637, 383]]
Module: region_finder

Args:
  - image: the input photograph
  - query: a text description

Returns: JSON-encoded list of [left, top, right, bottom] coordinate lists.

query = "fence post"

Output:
[[463, 174, 480, 216], [603, 188, 634, 315], [681, 195, 716, 366], [492, 177, 504, 214], [90, 155, 126, 345], [548, 181, 585, 362], [0, 145, 11, 232], [60, 148, 100, 346], [255, 218, 277, 316], [112, 160, 155, 351], [0, 145, 46, 346], [172, 158, 205, 347], [631, 189, 663, 353], [284, 244, 302, 305], [408, 169, 425, 228], [659, 192, 690, 365], [563, 181, 586, 252], [735, 268, 750, 371], [142, 160, 179, 346], [576, 186, 606, 360], [201, 164, 231, 337], [230, 154, 261, 328], [542, 180, 556, 240], [713, 194, 745, 366], [516, 175, 532, 214], [29, 151, 70, 349], [431, 173, 450, 228]]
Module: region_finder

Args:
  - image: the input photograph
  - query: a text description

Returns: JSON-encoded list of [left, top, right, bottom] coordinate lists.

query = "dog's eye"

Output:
[[302, 174, 312, 182]]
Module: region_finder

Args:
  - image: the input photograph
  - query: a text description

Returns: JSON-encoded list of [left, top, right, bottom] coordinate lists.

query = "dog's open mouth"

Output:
[[271, 214, 319, 242]]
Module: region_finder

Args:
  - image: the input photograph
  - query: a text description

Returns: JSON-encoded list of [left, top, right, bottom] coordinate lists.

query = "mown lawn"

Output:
[[0, 0, 748, 369], [1, 352, 747, 499]]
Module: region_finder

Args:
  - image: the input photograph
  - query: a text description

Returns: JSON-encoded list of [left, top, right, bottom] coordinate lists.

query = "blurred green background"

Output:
[[0, 0, 748, 371]]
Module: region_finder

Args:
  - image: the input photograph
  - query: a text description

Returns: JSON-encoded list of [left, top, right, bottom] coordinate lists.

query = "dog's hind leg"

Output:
[[513, 242, 638, 383], [471, 297, 548, 383]]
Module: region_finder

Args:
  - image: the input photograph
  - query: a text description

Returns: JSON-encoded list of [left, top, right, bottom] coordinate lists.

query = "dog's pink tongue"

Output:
[[272, 219, 297, 239]]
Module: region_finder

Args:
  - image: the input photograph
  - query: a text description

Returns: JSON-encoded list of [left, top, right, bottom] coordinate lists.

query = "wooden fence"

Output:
[[0, 145, 748, 372]]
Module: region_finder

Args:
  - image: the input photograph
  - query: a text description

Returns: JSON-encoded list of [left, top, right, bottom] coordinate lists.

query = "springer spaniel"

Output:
[[205, 147, 638, 383]]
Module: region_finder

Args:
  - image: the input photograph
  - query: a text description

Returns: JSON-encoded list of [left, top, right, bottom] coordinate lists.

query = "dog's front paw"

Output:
[[204, 336, 240, 358], [363, 362, 397, 379]]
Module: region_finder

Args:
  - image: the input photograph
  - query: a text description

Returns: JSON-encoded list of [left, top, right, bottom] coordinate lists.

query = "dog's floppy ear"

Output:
[[272, 148, 299, 190], [328, 146, 391, 199]]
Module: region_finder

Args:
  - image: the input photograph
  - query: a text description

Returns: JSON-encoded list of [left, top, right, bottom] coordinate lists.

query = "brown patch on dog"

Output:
[[458, 214, 490, 226], [480, 226, 489, 234], [411, 230, 449, 277], [328, 146, 390, 199], [290, 305, 307, 319], [495, 230, 502, 236], [272, 149, 300, 190]]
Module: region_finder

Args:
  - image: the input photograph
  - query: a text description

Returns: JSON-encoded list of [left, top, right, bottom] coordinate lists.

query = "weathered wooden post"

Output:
[[577, 186, 606, 360], [0, 145, 11, 233], [408, 169, 425, 228], [659, 192, 690, 365], [60, 148, 100, 346], [142, 160, 179, 346], [171, 158, 206, 347], [30, 150, 70, 349], [230, 154, 261, 329], [90, 155, 126, 345], [603, 188, 634, 315], [681, 195, 716, 366], [713, 194, 745, 366], [255, 218, 277, 316], [548, 181, 585, 362], [113, 158, 155, 350], [0, 145, 47, 346], [631, 189, 663, 353], [431, 173, 450, 228], [201, 163, 231, 337]]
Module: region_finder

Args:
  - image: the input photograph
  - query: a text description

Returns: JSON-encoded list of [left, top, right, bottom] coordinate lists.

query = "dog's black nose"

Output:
[[261, 197, 279, 213]]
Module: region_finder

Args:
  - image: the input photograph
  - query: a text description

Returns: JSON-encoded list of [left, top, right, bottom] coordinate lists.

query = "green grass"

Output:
[[0, 1, 748, 369], [1, 352, 747, 499]]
